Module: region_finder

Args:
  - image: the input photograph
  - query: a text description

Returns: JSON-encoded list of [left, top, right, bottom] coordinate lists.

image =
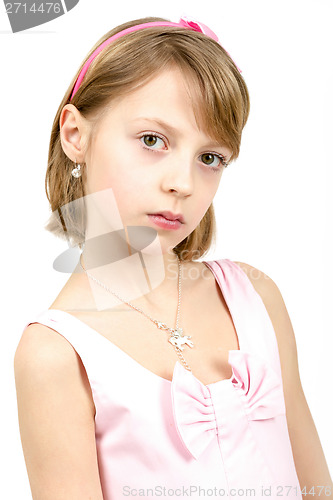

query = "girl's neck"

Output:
[[78, 239, 183, 313]]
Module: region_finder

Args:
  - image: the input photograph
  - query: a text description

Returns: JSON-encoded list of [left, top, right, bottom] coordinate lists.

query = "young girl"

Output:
[[14, 15, 332, 500]]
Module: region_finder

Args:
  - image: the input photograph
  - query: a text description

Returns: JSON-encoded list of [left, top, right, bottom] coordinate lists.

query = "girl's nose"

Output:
[[160, 157, 195, 197]]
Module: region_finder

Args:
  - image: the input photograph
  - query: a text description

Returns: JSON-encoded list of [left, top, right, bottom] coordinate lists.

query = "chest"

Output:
[[68, 274, 240, 386]]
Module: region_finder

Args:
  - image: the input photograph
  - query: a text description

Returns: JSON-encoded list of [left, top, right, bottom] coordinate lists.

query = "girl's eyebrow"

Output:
[[131, 117, 227, 150], [131, 117, 179, 136]]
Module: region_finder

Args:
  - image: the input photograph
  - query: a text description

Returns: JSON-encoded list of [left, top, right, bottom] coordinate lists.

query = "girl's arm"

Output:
[[14, 324, 105, 500], [234, 262, 333, 499]]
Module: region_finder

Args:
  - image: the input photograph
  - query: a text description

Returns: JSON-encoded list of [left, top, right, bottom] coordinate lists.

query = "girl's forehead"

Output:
[[117, 68, 196, 105], [93, 67, 232, 153], [101, 71, 205, 126]]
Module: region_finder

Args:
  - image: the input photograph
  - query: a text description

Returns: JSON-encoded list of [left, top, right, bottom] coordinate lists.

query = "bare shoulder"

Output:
[[232, 261, 274, 297], [16, 324, 84, 383], [231, 260, 299, 370], [14, 323, 96, 417], [16, 322, 76, 362], [14, 324, 102, 499]]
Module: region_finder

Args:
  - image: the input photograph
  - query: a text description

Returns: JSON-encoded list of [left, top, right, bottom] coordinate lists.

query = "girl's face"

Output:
[[83, 66, 231, 254]]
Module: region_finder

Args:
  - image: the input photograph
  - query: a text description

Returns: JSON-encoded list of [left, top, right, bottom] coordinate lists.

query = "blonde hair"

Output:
[[45, 16, 250, 261]]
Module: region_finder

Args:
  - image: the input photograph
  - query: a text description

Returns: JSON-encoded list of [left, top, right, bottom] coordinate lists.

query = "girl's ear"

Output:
[[59, 104, 90, 163]]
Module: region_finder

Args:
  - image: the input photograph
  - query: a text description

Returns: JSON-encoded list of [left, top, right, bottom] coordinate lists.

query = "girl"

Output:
[[14, 15, 332, 500]]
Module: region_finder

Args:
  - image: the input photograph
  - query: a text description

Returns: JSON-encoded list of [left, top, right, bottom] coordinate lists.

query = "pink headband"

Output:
[[69, 16, 242, 101]]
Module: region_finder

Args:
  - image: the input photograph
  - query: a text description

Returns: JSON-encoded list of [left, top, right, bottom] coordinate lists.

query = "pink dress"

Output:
[[23, 259, 302, 499]]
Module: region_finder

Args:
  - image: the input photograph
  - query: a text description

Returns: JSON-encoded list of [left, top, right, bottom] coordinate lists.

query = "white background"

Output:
[[1, 0, 332, 497]]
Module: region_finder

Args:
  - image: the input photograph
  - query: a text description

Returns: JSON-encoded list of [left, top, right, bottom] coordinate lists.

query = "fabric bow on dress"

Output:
[[171, 350, 286, 468]]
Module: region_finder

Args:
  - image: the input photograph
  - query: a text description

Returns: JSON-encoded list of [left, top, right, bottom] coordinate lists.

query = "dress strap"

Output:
[[23, 308, 106, 362], [204, 258, 283, 380]]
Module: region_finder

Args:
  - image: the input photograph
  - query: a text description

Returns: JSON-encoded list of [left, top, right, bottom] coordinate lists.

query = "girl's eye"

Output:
[[199, 153, 228, 170], [138, 132, 228, 171], [139, 133, 166, 151]]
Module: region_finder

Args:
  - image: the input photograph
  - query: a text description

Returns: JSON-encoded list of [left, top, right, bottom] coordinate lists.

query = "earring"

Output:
[[71, 159, 82, 178]]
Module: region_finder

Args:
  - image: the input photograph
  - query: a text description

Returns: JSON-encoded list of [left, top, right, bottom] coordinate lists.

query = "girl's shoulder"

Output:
[[15, 319, 97, 418], [230, 260, 287, 343], [231, 260, 273, 295], [233, 260, 303, 401], [15, 271, 98, 417]]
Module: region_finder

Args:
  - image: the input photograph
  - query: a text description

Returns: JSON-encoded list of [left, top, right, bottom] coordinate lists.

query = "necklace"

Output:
[[78, 253, 193, 372]]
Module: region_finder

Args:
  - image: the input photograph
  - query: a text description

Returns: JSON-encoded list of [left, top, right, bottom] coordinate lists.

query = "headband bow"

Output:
[[178, 16, 219, 43]]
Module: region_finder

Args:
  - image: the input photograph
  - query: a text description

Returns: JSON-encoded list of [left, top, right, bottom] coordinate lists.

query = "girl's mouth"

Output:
[[147, 214, 182, 230]]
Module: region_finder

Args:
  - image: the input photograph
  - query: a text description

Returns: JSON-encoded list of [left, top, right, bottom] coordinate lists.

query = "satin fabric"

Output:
[[23, 259, 302, 499]]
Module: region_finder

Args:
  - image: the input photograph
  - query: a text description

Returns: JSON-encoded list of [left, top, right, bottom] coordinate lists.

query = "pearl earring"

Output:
[[71, 160, 82, 178]]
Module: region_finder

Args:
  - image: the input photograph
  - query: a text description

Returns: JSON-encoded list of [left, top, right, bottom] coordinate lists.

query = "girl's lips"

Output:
[[147, 214, 182, 230]]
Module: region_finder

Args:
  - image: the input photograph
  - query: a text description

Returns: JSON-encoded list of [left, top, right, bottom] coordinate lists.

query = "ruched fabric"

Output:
[[171, 350, 287, 461], [22, 259, 302, 499]]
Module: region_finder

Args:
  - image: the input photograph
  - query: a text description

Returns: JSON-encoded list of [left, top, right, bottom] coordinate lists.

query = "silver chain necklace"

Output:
[[78, 254, 193, 372]]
